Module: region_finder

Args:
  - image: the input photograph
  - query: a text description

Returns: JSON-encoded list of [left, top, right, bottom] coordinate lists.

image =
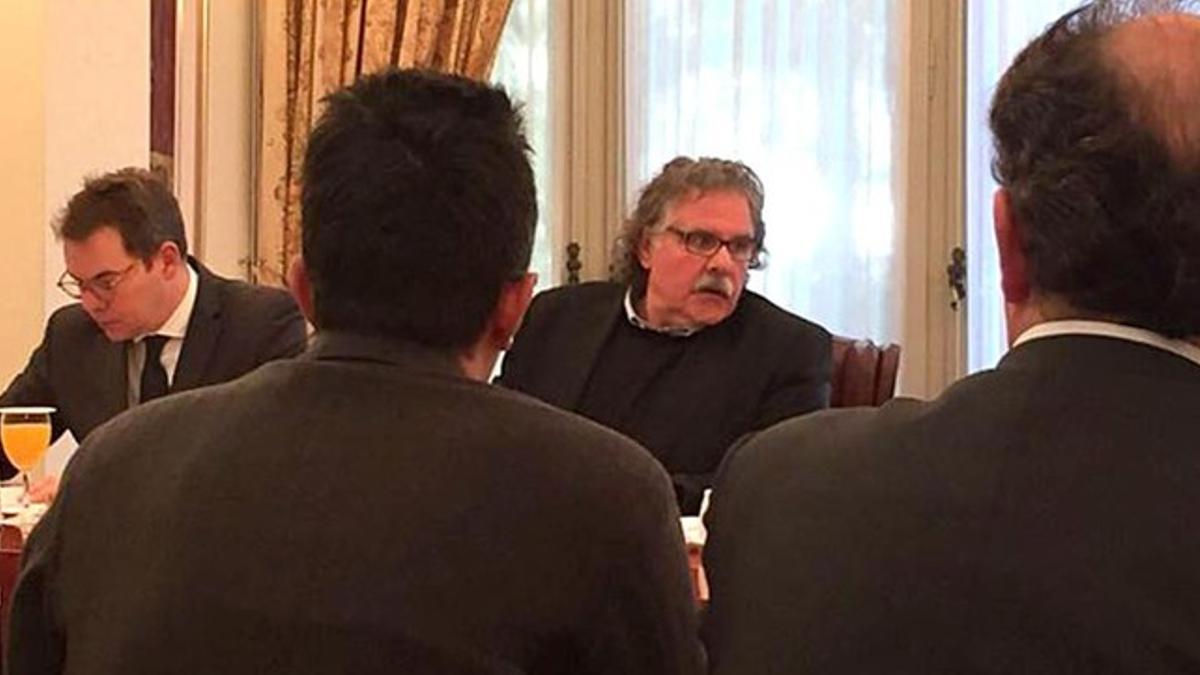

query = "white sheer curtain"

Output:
[[492, 0, 554, 288], [965, 0, 1085, 371], [625, 0, 903, 342]]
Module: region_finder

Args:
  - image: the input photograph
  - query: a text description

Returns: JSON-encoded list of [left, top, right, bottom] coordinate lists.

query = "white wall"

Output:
[[43, 0, 151, 320], [0, 0, 147, 378]]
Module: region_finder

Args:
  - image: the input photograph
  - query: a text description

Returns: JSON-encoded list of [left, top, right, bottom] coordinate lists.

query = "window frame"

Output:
[[544, 0, 968, 397]]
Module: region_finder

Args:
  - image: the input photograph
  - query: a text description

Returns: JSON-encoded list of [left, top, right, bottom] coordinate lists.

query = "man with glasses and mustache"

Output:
[[501, 156, 832, 513], [0, 168, 306, 487]]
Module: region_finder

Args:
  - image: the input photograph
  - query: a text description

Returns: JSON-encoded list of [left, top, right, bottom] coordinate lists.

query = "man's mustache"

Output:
[[693, 273, 735, 298]]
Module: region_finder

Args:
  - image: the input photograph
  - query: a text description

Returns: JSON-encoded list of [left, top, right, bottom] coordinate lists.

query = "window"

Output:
[[965, 1, 1086, 371], [492, 0, 554, 288], [625, 1, 904, 343], [496, 0, 1091, 393]]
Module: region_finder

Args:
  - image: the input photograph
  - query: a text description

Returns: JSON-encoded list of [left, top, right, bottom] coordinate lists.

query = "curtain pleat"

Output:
[[255, 0, 515, 286]]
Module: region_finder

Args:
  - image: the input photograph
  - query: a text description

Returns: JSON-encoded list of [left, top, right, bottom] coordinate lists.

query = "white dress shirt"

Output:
[[622, 287, 700, 337], [126, 263, 199, 405], [1013, 319, 1200, 367]]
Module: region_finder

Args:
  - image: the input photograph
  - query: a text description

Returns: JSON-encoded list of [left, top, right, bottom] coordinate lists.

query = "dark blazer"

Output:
[[702, 334, 1200, 673], [0, 259, 306, 478], [8, 333, 703, 675], [499, 281, 831, 512]]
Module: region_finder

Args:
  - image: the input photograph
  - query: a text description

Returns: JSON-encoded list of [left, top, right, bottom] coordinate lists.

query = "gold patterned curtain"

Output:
[[255, 0, 515, 285]]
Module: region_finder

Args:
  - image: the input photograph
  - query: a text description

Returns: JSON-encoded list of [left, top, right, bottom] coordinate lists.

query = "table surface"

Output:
[[1, 524, 23, 657]]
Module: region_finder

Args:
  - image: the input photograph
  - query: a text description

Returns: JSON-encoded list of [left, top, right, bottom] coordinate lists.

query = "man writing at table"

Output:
[[8, 70, 702, 674], [702, 1, 1200, 671], [500, 156, 832, 514], [0, 168, 307, 487]]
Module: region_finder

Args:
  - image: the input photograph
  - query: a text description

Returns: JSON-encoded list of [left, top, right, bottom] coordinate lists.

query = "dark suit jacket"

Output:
[[499, 281, 831, 512], [703, 334, 1200, 673], [8, 332, 703, 675], [0, 259, 306, 478]]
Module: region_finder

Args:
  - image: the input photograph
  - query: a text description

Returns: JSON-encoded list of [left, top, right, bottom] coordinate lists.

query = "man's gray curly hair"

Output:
[[611, 156, 766, 291]]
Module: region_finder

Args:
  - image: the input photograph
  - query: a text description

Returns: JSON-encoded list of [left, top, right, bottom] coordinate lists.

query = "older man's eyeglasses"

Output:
[[664, 226, 759, 264], [57, 263, 137, 300]]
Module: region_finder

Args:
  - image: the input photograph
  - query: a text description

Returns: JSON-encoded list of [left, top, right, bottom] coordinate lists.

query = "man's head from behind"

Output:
[[614, 156, 766, 331], [991, 0, 1200, 341], [294, 69, 537, 376], [56, 168, 190, 342]]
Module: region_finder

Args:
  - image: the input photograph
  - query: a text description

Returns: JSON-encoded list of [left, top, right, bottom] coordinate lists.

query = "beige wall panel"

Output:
[[0, 2, 47, 384], [201, 0, 254, 279]]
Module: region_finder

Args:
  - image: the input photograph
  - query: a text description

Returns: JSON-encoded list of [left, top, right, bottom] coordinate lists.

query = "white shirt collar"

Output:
[[1013, 319, 1200, 367], [138, 261, 198, 342], [623, 287, 700, 338]]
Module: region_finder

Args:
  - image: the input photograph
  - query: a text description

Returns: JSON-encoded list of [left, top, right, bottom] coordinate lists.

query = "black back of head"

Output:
[[990, 0, 1200, 337], [56, 167, 187, 261], [301, 69, 537, 349]]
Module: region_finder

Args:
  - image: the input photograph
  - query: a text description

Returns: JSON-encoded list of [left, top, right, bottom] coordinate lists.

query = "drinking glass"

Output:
[[0, 407, 54, 509]]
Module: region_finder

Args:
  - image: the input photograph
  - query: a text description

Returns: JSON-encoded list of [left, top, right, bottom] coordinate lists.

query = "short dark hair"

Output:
[[55, 167, 187, 261], [612, 156, 766, 290], [301, 69, 536, 349], [990, 0, 1200, 337]]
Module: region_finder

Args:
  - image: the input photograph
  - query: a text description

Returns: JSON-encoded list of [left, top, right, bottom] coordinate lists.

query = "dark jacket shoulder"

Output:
[[734, 290, 831, 348], [737, 290, 830, 336], [524, 280, 624, 320], [44, 303, 104, 341], [192, 262, 307, 359], [198, 264, 301, 320]]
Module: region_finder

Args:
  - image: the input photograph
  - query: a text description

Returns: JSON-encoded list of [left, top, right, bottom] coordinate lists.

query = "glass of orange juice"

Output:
[[0, 407, 54, 508]]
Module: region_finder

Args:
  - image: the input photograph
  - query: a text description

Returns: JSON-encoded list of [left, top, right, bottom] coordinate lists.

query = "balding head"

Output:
[[1105, 13, 1200, 166], [990, 0, 1200, 338]]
